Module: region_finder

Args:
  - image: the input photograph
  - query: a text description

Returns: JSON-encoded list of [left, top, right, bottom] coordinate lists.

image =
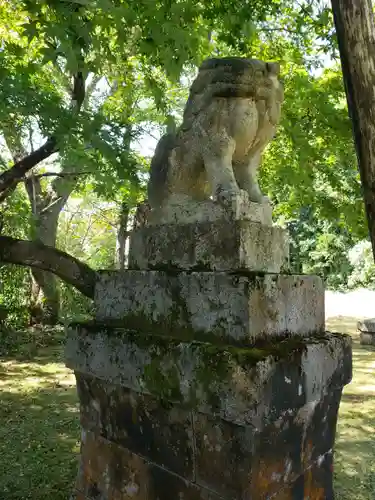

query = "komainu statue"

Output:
[[147, 57, 284, 209]]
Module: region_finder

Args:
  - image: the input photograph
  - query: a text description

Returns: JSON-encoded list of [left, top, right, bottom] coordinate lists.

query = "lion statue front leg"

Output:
[[233, 150, 270, 204], [201, 129, 244, 201]]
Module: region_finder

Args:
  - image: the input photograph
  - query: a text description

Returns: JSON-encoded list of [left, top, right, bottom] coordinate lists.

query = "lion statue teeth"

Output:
[[147, 57, 284, 209]]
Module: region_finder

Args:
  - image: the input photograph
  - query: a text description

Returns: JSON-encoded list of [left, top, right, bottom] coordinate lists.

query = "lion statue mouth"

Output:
[[147, 57, 284, 210]]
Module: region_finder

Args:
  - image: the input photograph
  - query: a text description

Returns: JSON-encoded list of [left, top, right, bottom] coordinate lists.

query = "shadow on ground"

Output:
[[327, 316, 375, 500], [0, 327, 79, 500]]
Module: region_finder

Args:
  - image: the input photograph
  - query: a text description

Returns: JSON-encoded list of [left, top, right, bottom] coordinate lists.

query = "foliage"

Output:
[[286, 207, 354, 289], [56, 191, 117, 320], [0, 178, 31, 326], [258, 64, 367, 289], [347, 240, 375, 290]]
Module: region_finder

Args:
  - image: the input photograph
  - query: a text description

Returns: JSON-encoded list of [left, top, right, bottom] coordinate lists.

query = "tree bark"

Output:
[[0, 236, 97, 298], [116, 202, 130, 269], [331, 0, 375, 260], [2, 129, 76, 324], [0, 137, 57, 202], [25, 174, 76, 324]]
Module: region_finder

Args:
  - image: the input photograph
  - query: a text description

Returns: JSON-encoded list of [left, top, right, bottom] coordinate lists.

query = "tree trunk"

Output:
[[0, 236, 97, 298], [331, 0, 375, 260], [28, 203, 61, 325], [25, 175, 76, 324], [133, 200, 151, 231], [116, 202, 130, 270]]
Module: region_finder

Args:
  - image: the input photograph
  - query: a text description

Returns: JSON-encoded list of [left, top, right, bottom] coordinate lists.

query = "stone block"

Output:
[[128, 220, 289, 273], [360, 331, 375, 345], [75, 430, 222, 500], [147, 192, 273, 226], [272, 452, 334, 500], [66, 324, 352, 426], [357, 318, 375, 332], [358, 318, 375, 345], [76, 373, 195, 479], [192, 387, 342, 499], [94, 271, 324, 344]]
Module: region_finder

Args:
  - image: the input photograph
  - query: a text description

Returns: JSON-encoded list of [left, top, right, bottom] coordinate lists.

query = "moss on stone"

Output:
[[71, 322, 349, 411]]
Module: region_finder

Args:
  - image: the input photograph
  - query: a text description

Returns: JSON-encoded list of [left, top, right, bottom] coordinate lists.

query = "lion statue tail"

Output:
[[147, 132, 176, 209]]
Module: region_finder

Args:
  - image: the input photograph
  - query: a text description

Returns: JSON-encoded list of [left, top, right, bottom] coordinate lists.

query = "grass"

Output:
[[0, 319, 373, 499], [0, 326, 80, 500], [328, 316, 375, 500]]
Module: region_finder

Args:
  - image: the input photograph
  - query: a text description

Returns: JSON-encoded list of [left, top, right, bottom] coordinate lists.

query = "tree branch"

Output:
[[31, 171, 92, 179], [0, 137, 57, 201], [0, 236, 98, 298]]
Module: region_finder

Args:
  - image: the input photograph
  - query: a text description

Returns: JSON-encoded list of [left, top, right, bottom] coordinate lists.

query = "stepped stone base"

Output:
[[94, 270, 325, 344], [66, 325, 352, 500]]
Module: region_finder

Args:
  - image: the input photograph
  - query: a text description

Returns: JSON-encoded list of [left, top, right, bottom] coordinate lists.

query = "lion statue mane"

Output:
[[147, 57, 284, 209]]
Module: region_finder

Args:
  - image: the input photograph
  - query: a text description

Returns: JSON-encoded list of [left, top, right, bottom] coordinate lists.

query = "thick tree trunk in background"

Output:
[[116, 202, 130, 270], [25, 175, 76, 324], [133, 200, 151, 230], [331, 0, 375, 260], [0, 236, 97, 298]]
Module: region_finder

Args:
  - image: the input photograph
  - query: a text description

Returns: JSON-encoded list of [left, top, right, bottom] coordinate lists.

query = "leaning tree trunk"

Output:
[[25, 175, 76, 325], [331, 0, 375, 260]]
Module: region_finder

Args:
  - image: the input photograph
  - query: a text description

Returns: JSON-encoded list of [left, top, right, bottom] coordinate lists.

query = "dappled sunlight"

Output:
[[327, 316, 375, 500], [0, 341, 80, 500], [0, 358, 76, 393]]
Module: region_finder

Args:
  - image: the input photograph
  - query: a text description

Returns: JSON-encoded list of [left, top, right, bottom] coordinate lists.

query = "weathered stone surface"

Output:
[[357, 318, 375, 332], [270, 452, 334, 500], [147, 194, 273, 226], [128, 219, 289, 273], [75, 430, 222, 500], [76, 374, 195, 479], [357, 319, 375, 345], [66, 325, 352, 426], [94, 270, 324, 343], [147, 58, 283, 210], [360, 331, 375, 345], [193, 387, 342, 498], [68, 325, 351, 499]]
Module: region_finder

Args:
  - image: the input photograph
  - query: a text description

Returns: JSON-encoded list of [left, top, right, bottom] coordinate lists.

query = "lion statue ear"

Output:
[[266, 62, 280, 75]]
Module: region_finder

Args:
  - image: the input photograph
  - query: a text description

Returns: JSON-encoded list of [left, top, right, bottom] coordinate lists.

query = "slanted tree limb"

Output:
[[0, 236, 98, 298], [331, 0, 375, 259], [0, 137, 57, 201]]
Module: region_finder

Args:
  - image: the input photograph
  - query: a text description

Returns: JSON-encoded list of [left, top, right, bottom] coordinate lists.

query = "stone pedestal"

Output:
[[66, 197, 352, 500], [358, 318, 375, 345]]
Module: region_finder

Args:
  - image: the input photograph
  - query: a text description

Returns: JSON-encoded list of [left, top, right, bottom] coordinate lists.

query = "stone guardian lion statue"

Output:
[[148, 57, 284, 208]]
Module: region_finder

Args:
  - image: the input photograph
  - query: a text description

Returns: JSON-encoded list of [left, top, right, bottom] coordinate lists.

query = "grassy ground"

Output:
[[328, 317, 375, 500], [0, 327, 79, 500], [0, 320, 373, 499]]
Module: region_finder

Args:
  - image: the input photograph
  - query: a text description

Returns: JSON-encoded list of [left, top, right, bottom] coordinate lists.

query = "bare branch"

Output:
[[0, 235, 98, 298], [0, 137, 58, 201], [30, 171, 92, 179]]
